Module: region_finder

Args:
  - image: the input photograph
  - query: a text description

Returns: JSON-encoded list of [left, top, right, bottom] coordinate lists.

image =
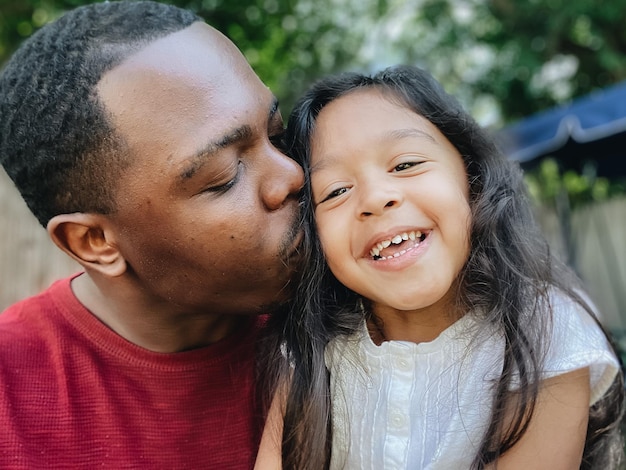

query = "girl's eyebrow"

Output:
[[309, 157, 336, 175], [385, 127, 437, 143], [310, 127, 437, 175]]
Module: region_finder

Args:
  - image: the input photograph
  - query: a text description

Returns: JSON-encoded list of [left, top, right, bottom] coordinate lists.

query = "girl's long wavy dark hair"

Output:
[[263, 65, 624, 469]]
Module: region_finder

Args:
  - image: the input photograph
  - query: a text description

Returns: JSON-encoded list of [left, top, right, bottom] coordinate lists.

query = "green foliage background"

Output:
[[2, 0, 626, 121]]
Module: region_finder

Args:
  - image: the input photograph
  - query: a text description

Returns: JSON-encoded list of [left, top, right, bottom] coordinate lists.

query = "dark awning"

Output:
[[496, 80, 626, 176]]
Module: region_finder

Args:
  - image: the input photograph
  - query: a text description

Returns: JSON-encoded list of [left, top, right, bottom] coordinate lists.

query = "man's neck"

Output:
[[70, 274, 249, 353]]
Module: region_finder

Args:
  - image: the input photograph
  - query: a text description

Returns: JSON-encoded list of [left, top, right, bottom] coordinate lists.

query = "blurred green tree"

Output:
[[2, 0, 626, 120], [0, 0, 384, 112]]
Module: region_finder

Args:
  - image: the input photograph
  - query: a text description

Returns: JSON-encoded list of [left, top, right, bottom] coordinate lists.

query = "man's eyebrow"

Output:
[[178, 125, 252, 181], [178, 97, 280, 182]]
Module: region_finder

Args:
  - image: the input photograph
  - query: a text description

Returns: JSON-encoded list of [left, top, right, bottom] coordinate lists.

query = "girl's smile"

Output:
[[367, 228, 427, 260], [363, 227, 430, 274]]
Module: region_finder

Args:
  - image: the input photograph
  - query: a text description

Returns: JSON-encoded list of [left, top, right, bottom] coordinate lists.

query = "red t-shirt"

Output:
[[0, 275, 265, 469]]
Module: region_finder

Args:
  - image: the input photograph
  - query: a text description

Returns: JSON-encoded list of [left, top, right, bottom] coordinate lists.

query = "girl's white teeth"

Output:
[[369, 230, 424, 259]]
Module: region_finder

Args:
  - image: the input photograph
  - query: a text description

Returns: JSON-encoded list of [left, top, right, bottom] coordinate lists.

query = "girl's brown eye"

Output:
[[394, 162, 417, 172], [322, 187, 348, 202]]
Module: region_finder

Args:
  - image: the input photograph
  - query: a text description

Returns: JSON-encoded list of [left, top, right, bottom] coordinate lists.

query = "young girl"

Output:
[[257, 65, 624, 469]]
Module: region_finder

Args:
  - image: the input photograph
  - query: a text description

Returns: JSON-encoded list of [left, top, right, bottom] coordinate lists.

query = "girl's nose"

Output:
[[358, 180, 402, 218]]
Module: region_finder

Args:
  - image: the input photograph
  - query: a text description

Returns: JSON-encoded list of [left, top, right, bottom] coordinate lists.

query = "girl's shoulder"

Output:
[[544, 289, 620, 404]]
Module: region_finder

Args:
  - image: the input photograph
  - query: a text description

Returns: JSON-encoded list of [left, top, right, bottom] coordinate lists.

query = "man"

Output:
[[0, 1, 303, 468]]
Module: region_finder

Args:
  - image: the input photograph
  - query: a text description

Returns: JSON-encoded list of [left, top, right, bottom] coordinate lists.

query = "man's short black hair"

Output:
[[0, 1, 201, 226]]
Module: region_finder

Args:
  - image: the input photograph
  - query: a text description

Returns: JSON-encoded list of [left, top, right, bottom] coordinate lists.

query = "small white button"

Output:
[[390, 411, 406, 428]]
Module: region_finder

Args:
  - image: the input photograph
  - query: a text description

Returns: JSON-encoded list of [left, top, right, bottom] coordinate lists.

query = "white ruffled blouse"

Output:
[[325, 294, 620, 469]]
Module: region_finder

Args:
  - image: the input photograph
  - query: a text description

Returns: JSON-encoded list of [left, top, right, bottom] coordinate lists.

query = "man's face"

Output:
[[97, 22, 304, 315]]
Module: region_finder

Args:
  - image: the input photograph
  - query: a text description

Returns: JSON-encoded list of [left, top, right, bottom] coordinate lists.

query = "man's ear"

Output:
[[47, 213, 126, 278]]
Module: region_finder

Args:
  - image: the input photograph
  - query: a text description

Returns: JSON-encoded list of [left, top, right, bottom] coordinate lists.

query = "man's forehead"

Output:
[[94, 21, 273, 168], [102, 22, 241, 80], [96, 21, 262, 126]]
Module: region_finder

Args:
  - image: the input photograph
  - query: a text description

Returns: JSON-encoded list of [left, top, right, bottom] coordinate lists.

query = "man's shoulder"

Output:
[[0, 276, 73, 345]]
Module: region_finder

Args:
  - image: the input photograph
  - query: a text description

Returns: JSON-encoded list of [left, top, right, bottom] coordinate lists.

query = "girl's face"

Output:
[[310, 89, 471, 321]]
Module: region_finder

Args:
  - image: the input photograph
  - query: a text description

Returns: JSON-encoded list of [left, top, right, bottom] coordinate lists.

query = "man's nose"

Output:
[[260, 146, 304, 211]]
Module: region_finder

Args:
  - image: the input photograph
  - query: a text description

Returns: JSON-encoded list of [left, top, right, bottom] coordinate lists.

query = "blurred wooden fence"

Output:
[[536, 196, 626, 330], [0, 168, 79, 311], [1, 166, 625, 331]]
